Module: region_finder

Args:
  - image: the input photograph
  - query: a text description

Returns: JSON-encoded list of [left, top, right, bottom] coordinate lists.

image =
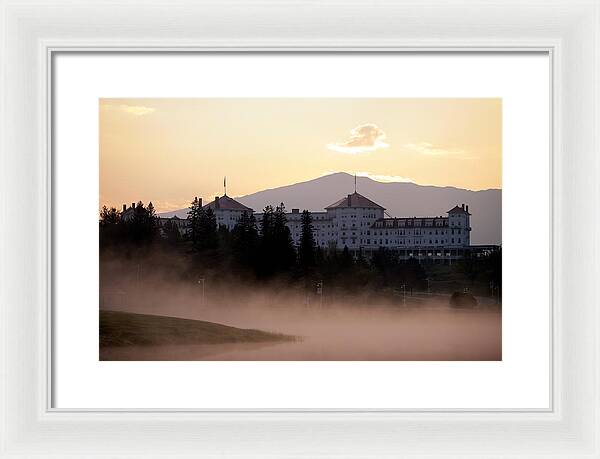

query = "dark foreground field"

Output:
[[100, 310, 295, 359]]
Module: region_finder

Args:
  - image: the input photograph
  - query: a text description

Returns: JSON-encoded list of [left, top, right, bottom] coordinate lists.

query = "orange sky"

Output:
[[100, 98, 502, 212]]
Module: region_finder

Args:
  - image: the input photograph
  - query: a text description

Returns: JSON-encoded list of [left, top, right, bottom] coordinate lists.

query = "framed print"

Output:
[[1, 0, 599, 457]]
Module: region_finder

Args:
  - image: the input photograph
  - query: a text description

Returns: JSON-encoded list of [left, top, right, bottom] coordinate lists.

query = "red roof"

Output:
[[325, 192, 385, 210], [447, 205, 471, 215], [203, 195, 253, 212]]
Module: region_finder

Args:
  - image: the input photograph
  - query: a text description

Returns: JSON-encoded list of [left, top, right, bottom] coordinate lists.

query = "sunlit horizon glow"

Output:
[[100, 98, 502, 213]]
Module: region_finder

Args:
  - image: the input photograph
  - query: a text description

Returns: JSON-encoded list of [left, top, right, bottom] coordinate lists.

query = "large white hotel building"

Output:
[[155, 190, 479, 261]]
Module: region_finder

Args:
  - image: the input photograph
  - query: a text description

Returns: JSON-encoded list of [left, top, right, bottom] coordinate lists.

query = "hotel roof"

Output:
[[325, 192, 385, 210], [203, 195, 253, 212], [447, 205, 471, 215]]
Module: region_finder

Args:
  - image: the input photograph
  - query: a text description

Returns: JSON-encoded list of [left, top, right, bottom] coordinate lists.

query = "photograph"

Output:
[[99, 98, 502, 361]]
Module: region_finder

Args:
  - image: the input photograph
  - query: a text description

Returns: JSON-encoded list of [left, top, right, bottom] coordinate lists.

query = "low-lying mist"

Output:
[[100, 253, 501, 361]]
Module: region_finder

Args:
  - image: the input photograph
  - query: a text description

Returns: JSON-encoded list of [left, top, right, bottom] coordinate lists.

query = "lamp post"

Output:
[[316, 281, 323, 308], [198, 277, 205, 306], [490, 281, 500, 305], [401, 283, 406, 306]]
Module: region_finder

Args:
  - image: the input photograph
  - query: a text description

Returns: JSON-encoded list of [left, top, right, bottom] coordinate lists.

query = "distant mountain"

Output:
[[160, 173, 501, 245]]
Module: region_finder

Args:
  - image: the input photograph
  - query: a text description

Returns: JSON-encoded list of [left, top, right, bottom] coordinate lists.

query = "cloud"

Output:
[[403, 142, 468, 157], [118, 104, 156, 116], [356, 172, 413, 183], [327, 124, 389, 154]]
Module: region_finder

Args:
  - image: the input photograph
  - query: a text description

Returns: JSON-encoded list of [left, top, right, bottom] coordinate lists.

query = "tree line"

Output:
[[183, 201, 313, 279], [99, 199, 500, 297], [99, 201, 158, 247]]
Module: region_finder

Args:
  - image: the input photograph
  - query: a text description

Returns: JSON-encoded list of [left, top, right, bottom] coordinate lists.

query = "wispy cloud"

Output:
[[356, 172, 413, 183], [118, 104, 156, 116], [403, 142, 469, 158], [327, 124, 389, 154]]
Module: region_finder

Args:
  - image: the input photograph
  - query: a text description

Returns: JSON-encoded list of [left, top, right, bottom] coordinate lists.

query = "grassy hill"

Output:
[[100, 310, 295, 347]]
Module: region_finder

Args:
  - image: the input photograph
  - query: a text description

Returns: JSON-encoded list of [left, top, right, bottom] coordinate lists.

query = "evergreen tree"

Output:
[[187, 197, 202, 249], [298, 210, 316, 271], [128, 201, 148, 244], [231, 211, 259, 271], [147, 201, 158, 236], [198, 207, 218, 250], [260, 205, 274, 238], [99, 205, 122, 248], [99, 205, 120, 226], [163, 219, 181, 245], [257, 206, 275, 277], [257, 204, 295, 277], [273, 203, 296, 271]]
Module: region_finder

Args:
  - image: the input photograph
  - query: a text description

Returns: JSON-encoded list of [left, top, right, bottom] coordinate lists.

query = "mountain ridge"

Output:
[[159, 172, 501, 245]]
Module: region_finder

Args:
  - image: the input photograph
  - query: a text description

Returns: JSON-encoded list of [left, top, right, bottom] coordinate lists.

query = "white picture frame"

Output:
[[0, 0, 598, 457]]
